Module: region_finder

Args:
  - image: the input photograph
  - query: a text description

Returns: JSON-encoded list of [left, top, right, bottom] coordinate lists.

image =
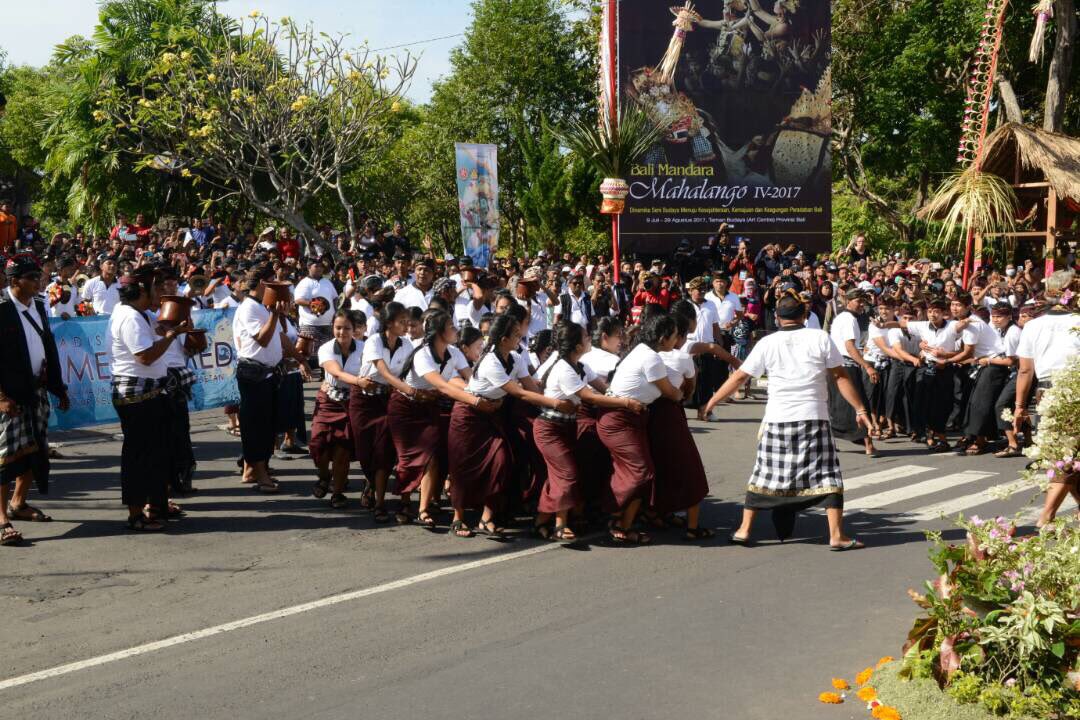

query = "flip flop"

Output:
[[728, 533, 752, 547], [830, 539, 865, 552]]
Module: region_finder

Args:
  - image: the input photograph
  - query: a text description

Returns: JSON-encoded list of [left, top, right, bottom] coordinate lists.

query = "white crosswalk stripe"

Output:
[[904, 482, 1030, 522], [841, 465, 935, 492], [845, 470, 998, 514]]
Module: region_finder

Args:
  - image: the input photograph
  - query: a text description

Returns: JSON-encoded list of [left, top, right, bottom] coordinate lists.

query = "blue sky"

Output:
[[1, 0, 476, 102]]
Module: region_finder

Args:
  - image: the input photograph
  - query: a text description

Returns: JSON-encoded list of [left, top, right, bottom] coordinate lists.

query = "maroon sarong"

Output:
[[387, 392, 445, 495], [347, 390, 396, 480], [648, 397, 709, 514], [309, 390, 353, 466], [448, 401, 510, 509], [509, 399, 546, 504], [576, 405, 612, 505], [534, 417, 581, 513], [597, 406, 654, 511]]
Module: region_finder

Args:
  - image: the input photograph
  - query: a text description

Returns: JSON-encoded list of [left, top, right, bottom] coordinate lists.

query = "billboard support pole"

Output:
[[605, 0, 620, 282]]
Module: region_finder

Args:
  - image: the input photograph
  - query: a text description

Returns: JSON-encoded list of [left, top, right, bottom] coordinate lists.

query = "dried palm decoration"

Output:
[[923, 167, 1018, 253], [657, 2, 702, 84]]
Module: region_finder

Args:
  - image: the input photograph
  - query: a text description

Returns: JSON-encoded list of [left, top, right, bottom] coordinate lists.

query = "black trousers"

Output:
[[692, 354, 719, 408], [994, 373, 1020, 432], [167, 390, 195, 491], [275, 372, 308, 443], [238, 374, 279, 464], [115, 395, 172, 510], [963, 365, 1009, 438], [913, 365, 953, 436], [948, 368, 973, 430], [865, 364, 889, 418]]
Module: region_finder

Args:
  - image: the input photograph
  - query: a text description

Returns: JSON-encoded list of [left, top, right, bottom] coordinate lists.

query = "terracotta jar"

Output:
[[158, 296, 196, 324], [295, 334, 317, 357], [261, 281, 292, 308], [184, 329, 209, 354]]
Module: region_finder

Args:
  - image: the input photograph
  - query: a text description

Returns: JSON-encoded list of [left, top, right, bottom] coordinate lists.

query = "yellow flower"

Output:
[[818, 692, 843, 704], [180, 168, 192, 178], [831, 678, 850, 690], [180, 51, 192, 61], [872, 706, 901, 720], [856, 687, 878, 702], [876, 656, 894, 668], [343, 52, 352, 62], [92, 110, 108, 121], [290, 95, 311, 112], [207, 73, 217, 83], [856, 667, 874, 686], [249, 10, 261, 18], [390, 101, 402, 113]]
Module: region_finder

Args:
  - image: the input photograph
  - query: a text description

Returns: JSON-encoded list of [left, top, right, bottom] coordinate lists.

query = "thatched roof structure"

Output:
[[981, 123, 1080, 203]]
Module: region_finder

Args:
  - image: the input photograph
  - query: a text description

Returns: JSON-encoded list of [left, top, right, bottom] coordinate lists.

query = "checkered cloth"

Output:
[[0, 387, 50, 474], [111, 375, 163, 406], [322, 383, 349, 403], [165, 367, 197, 401], [747, 420, 843, 497]]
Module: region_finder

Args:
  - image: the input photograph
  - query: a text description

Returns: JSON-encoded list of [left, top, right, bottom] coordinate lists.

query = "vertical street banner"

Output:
[[47, 308, 241, 430], [454, 143, 500, 268], [617, 0, 831, 254]]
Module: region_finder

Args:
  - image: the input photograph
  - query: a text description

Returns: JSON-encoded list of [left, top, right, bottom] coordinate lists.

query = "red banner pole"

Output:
[[606, 0, 620, 280]]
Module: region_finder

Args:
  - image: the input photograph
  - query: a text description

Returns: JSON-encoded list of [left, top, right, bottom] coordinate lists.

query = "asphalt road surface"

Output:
[[1, 390, 1052, 720]]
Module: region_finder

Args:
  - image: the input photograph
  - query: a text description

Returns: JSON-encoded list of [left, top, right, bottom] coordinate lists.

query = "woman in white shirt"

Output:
[[600, 313, 683, 545], [109, 271, 190, 532], [276, 308, 312, 456], [533, 321, 639, 542], [309, 310, 365, 509], [448, 314, 575, 539], [580, 316, 623, 380], [650, 304, 713, 540], [390, 310, 475, 529], [352, 301, 413, 523], [577, 317, 623, 495]]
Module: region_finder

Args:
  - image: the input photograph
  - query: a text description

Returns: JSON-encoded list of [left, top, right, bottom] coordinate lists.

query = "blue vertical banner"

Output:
[[454, 142, 500, 268], [48, 308, 240, 430]]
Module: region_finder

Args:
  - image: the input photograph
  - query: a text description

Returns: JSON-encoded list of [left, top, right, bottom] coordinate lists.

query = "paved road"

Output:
[[0, 391, 1049, 719]]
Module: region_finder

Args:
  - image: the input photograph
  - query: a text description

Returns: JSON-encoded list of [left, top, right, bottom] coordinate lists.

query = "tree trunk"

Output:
[[1043, 0, 1076, 132], [996, 74, 1024, 124], [333, 170, 359, 237]]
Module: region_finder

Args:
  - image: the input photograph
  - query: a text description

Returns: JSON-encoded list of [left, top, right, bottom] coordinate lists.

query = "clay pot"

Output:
[[261, 281, 292, 307], [295, 334, 317, 357], [158, 295, 196, 324], [184, 329, 209, 354]]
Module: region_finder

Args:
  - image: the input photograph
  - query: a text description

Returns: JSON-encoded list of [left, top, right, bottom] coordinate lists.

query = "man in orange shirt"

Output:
[[0, 202, 17, 253]]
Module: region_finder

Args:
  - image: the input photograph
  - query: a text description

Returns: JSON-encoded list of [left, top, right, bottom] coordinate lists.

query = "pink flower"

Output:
[[1048, 468, 1057, 480], [970, 515, 985, 526]]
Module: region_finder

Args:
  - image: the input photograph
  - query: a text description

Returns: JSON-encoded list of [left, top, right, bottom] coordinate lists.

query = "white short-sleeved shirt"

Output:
[[907, 320, 957, 364], [706, 290, 742, 327], [518, 296, 549, 338], [690, 302, 719, 344], [608, 343, 668, 404], [393, 283, 434, 311], [318, 339, 364, 390], [739, 327, 843, 422], [961, 316, 1004, 358], [466, 351, 515, 399], [581, 348, 619, 379], [294, 277, 338, 326], [232, 297, 284, 366], [538, 356, 594, 405], [829, 311, 862, 359], [215, 295, 241, 310], [659, 348, 696, 387], [454, 294, 489, 329], [47, 281, 80, 318], [805, 310, 822, 330], [8, 289, 48, 374], [886, 327, 921, 358], [349, 294, 374, 319], [109, 303, 168, 379], [864, 323, 889, 362], [160, 331, 189, 370], [359, 332, 414, 383], [511, 350, 532, 381], [406, 344, 469, 389], [1015, 311, 1080, 380], [83, 276, 120, 315], [995, 323, 1022, 358]]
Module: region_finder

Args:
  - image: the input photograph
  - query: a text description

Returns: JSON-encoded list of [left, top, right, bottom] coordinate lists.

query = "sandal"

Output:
[[372, 505, 391, 524], [395, 503, 414, 525], [127, 515, 165, 532], [1, 523, 23, 546], [684, 527, 716, 541], [830, 538, 866, 552], [964, 443, 985, 456], [312, 474, 331, 499], [358, 487, 376, 510], [994, 446, 1023, 458], [553, 525, 577, 542], [417, 509, 438, 531], [7, 503, 51, 522], [329, 493, 348, 509], [254, 480, 280, 494], [476, 519, 506, 538], [609, 526, 652, 545], [728, 533, 752, 547], [226, 427, 241, 437], [450, 520, 474, 538], [531, 523, 553, 540]]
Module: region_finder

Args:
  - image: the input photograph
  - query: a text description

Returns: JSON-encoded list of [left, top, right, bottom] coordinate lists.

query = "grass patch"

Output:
[[870, 663, 1038, 720]]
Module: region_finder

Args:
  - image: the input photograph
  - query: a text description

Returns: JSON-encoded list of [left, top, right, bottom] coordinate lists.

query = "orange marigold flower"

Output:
[[856, 667, 874, 686], [818, 692, 844, 704], [831, 678, 850, 690], [876, 656, 895, 668], [857, 687, 878, 702], [872, 705, 901, 720]]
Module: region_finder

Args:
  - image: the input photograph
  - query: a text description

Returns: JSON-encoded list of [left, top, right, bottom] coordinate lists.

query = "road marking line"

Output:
[[842, 465, 935, 492], [904, 482, 1023, 522], [845, 470, 997, 513], [0, 539, 571, 693]]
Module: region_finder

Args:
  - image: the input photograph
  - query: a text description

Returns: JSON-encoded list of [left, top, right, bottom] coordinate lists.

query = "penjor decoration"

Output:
[[656, 2, 702, 84], [1028, 0, 1055, 63]]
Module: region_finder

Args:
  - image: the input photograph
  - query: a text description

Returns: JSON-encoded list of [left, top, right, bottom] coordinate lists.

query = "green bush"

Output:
[[947, 672, 983, 705]]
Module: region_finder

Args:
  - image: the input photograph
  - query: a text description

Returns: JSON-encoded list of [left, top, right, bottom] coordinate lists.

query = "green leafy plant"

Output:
[[921, 167, 1019, 254], [554, 101, 665, 180]]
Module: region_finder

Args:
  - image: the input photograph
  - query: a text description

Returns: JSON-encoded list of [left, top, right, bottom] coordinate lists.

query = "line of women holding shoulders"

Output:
[[304, 289, 718, 544]]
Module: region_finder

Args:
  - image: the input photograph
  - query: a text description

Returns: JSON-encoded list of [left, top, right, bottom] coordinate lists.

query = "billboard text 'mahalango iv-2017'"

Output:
[[618, 0, 831, 254]]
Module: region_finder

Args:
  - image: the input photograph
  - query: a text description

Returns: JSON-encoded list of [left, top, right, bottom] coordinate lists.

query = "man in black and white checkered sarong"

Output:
[[1, 255, 70, 546], [703, 292, 871, 551]]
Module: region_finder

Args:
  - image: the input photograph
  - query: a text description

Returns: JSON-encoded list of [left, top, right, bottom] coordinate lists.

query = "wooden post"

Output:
[[1045, 185, 1058, 276]]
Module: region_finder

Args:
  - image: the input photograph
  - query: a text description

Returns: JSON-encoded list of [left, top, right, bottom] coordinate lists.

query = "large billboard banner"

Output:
[[455, 143, 500, 268], [617, 0, 831, 254]]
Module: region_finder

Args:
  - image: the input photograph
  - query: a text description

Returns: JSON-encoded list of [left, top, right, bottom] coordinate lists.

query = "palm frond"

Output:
[[922, 167, 1018, 252], [555, 101, 664, 179]]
